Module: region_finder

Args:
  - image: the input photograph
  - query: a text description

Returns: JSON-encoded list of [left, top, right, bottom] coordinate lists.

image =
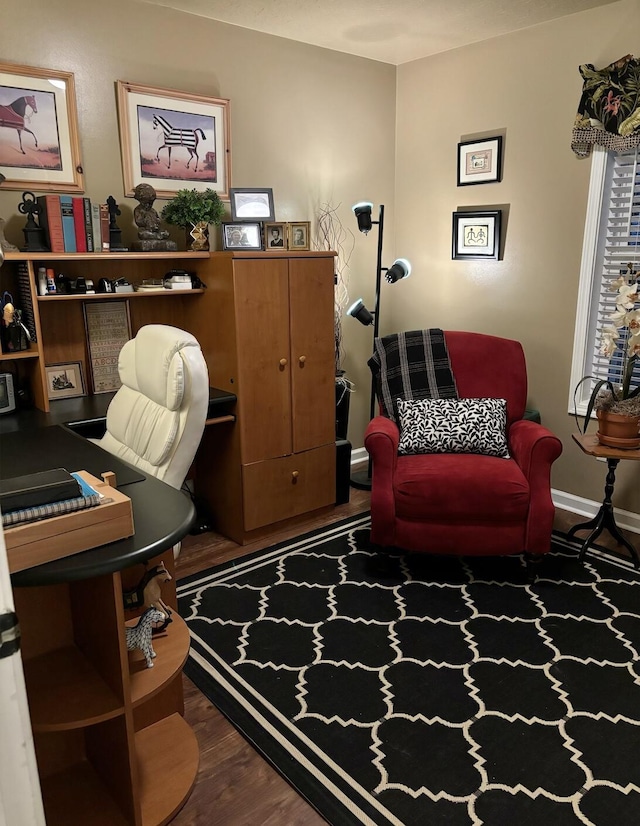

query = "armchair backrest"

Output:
[[96, 324, 209, 489], [444, 331, 527, 426]]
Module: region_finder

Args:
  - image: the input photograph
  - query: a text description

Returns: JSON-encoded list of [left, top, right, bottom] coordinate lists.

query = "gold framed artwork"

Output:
[[0, 62, 84, 192], [288, 221, 310, 251], [83, 301, 132, 394], [265, 222, 287, 249], [45, 361, 86, 401], [116, 80, 231, 200]]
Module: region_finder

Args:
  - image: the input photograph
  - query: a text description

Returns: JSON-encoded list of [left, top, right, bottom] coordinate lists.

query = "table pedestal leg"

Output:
[[567, 458, 639, 567]]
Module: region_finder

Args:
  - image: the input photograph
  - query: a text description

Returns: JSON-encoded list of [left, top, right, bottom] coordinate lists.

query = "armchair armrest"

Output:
[[364, 416, 400, 547], [509, 419, 563, 554]]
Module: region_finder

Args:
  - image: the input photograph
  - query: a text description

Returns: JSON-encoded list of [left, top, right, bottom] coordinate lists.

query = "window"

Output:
[[569, 146, 640, 415]]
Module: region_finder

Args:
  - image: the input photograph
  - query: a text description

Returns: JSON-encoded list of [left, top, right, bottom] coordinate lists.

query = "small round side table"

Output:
[[568, 433, 639, 567]]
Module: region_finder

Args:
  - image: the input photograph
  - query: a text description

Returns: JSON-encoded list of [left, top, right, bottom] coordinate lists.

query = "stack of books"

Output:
[[1, 468, 103, 528], [37, 195, 111, 253]]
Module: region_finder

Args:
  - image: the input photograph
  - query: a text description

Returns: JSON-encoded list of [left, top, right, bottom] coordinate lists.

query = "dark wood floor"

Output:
[[172, 491, 638, 825]]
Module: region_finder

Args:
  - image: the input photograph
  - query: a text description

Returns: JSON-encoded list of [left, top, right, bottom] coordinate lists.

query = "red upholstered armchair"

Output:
[[364, 331, 563, 566]]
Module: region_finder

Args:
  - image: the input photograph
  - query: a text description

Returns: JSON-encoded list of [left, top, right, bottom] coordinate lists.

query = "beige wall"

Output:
[[393, 0, 640, 514], [1, 0, 638, 515]]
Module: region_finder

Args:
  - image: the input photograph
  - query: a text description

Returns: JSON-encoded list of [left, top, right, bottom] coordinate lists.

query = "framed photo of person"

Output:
[[457, 136, 503, 186], [265, 222, 287, 249], [45, 361, 86, 401], [116, 80, 231, 199], [229, 188, 275, 222], [222, 222, 263, 250], [0, 62, 84, 192], [288, 221, 310, 251], [452, 210, 501, 260]]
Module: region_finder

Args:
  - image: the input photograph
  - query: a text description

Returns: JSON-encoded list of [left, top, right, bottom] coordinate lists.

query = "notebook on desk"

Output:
[[0, 425, 145, 487]]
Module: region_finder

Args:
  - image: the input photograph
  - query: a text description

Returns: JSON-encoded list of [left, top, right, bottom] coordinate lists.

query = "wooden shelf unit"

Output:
[[14, 551, 197, 826]]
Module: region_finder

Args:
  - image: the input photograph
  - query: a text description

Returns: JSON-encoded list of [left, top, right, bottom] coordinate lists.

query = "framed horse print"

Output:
[[116, 80, 232, 200], [0, 62, 84, 192]]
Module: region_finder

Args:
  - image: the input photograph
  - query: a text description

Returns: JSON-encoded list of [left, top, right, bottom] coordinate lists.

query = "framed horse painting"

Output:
[[0, 62, 84, 193], [116, 80, 232, 200]]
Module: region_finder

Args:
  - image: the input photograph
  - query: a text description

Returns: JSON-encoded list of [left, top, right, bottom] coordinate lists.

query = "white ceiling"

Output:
[[137, 0, 619, 64]]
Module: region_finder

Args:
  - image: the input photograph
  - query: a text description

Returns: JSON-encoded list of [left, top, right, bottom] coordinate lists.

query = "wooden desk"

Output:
[[4, 427, 199, 825], [569, 434, 639, 567]]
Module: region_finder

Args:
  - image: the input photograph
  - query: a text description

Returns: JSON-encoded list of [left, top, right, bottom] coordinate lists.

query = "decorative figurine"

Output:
[[0, 217, 19, 253], [122, 561, 173, 629], [125, 607, 167, 668], [106, 195, 128, 251], [131, 183, 176, 251], [18, 191, 48, 252]]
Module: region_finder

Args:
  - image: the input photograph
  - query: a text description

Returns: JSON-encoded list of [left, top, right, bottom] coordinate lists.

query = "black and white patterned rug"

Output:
[[177, 514, 640, 826]]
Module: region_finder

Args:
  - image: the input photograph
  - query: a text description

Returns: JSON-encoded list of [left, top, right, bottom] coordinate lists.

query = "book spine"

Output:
[[99, 204, 110, 251], [83, 197, 94, 253], [59, 196, 77, 252], [72, 197, 87, 252], [2, 492, 102, 528], [91, 204, 103, 252], [36, 195, 65, 253]]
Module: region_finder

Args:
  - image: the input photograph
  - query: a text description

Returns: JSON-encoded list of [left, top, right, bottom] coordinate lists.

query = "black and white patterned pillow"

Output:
[[397, 397, 510, 458]]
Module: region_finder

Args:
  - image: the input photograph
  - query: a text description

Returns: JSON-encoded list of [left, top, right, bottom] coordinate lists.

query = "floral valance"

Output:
[[571, 54, 640, 158]]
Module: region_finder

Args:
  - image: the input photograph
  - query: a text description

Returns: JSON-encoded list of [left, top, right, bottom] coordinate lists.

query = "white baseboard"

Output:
[[349, 448, 639, 535]]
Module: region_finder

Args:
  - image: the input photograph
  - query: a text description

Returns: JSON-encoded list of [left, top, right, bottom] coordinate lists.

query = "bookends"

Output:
[[106, 195, 128, 252], [18, 191, 48, 252]]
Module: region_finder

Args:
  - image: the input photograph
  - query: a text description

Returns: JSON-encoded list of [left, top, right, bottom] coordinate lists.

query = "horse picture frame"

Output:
[[0, 62, 84, 193], [116, 80, 232, 200]]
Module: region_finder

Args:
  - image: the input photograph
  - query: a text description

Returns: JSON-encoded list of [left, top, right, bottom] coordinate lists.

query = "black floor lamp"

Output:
[[347, 202, 411, 490]]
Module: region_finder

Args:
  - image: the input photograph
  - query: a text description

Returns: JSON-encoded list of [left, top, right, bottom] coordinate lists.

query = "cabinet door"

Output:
[[289, 257, 335, 453], [233, 258, 292, 464]]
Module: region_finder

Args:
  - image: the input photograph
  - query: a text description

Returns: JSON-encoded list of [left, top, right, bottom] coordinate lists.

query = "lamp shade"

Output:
[[352, 201, 373, 234], [347, 298, 374, 326], [385, 258, 412, 283]]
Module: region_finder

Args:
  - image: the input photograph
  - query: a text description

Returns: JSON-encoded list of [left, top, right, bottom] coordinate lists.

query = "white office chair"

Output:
[[92, 324, 209, 557]]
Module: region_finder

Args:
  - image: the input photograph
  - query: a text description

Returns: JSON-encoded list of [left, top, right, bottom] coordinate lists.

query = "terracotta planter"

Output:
[[596, 410, 640, 450]]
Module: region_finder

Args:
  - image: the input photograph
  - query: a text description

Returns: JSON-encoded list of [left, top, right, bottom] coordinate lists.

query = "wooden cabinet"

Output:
[[13, 551, 198, 826], [0, 251, 209, 413], [193, 251, 336, 543]]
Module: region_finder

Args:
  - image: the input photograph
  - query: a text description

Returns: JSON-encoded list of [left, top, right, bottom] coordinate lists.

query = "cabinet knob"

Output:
[[298, 355, 307, 365], [279, 358, 288, 367], [291, 470, 299, 481]]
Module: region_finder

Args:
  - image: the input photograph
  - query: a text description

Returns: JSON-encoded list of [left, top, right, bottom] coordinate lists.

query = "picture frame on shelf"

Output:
[[457, 136, 503, 186], [45, 361, 86, 401], [229, 188, 275, 222], [452, 210, 501, 260], [116, 80, 231, 199], [265, 222, 287, 249], [0, 62, 84, 193], [222, 222, 263, 251], [83, 300, 132, 393], [288, 221, 310, 251]]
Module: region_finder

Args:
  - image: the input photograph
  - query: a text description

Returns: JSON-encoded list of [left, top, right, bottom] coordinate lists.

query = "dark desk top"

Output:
[[3, 427, 195, 588]]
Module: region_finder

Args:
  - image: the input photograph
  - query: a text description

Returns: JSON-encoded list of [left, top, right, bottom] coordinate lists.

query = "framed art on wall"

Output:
[[452, 210, 501, 260], [288, 221, 310, 250], [229, 188, 275, 222], [222, 222, 263, 250], [83, 301, 132, 393], [457, 136, 503, 186], [0, 62, 84, 192], [116, 80, 231, 199], [45, 361, 86, 401]]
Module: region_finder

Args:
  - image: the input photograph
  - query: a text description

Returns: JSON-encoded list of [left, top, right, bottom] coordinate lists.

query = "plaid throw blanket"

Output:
[[368, 329, 458, 422]]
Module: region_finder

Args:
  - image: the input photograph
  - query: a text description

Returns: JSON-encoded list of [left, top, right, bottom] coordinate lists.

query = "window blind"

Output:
[[586, 147, 640, 391]]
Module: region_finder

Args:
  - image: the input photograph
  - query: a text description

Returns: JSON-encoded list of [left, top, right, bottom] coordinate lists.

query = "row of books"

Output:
[[37, 195, 111, 254], [1, 471, 103, 528]]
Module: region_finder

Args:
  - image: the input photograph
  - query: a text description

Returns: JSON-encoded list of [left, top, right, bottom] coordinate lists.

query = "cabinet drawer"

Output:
[[242, 444, 336, 531]]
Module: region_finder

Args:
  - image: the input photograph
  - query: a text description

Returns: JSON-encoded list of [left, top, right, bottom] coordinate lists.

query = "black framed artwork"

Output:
[[452, 210, 501, 260], [457, 136, 503, 186], [229, 188, 275, 221]]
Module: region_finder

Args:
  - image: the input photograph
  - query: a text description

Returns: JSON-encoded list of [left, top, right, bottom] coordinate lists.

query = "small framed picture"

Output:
[[457, 136, 503, 186], [452, 210, 501, 260], [45, 361, 86, 401], [264, 222, 287, 249], [229, 188, 275, 222], [84, 301, 132, 393], [222, 222, 263, 250], [288, 221, 310, 251]]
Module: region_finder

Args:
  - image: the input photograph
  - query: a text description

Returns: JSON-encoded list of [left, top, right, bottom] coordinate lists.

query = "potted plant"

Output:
[[579, 263, 640, 448], [161, 188, 225, 251]]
